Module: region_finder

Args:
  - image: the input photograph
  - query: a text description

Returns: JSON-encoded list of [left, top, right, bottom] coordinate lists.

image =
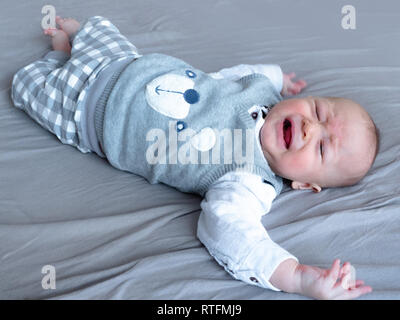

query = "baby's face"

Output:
[[260, 96, 373, 190]]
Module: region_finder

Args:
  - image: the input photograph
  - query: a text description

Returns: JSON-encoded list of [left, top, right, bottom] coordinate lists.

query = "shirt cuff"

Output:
[[209, 64, 284, 94], [258, 64, 283, 94], [236, 239, 298, 291]]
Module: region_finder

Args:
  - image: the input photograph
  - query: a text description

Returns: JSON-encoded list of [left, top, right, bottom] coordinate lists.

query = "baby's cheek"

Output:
[[280, 98, 308, 114], [281, 153, 309, 177]]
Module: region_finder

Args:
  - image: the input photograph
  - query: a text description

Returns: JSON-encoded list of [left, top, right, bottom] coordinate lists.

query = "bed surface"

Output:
[[1, 0, 399, 299]]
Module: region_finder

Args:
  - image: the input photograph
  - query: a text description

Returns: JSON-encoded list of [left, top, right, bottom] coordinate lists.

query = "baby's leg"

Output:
[[11, 46, 88, 152], [11, 16, 140, 154], [10, 17, 97, 153]]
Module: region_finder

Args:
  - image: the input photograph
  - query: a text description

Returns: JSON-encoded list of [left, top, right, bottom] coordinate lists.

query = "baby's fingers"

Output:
[[327, 259, 341, 283], [333, 262, 351, 288], [340, 284, 373, 300], [295, 79, 307, 89], [288, 80, 307, 94], [355, 280, 365, 287], [333, 272, 372, 300], [339, 262, 351, 278], [286, 72, 296, 79], [43, 28, 58, 37]]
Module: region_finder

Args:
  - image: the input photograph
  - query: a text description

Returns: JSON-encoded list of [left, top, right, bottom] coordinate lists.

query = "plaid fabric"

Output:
[[11, 16, 140, 152]]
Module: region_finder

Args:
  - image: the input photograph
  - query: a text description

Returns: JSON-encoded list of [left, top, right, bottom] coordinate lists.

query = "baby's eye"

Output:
[[315, 105, 320, 121], [320, 140, 324, 158]]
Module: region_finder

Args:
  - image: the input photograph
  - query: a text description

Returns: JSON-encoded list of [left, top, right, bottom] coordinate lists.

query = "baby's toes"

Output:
[[43, 28, 58, 36], [56, 17, 80, 36], [56, 16, 63, 27], [56, 16, 68, 29]]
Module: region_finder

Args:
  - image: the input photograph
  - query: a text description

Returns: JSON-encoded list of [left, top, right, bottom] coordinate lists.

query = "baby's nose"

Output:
[[302, 118, 318, 141], [302, 119, 309, 140]]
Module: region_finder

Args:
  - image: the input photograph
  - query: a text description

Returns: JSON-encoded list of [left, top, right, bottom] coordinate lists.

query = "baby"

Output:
[[11, 16, 378, 299]]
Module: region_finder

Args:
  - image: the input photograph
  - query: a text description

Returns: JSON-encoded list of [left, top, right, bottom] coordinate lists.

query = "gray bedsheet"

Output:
[[1, 0, 399, 299]]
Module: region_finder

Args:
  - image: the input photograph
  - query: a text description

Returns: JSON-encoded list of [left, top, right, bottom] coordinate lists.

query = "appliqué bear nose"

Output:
[[183, 89, 199, 104]]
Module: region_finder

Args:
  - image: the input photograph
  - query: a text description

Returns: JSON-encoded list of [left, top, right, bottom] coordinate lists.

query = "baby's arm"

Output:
[[208, 64, 306, 96], [198, 173, 373, 299], [197, 172, 298, 291]]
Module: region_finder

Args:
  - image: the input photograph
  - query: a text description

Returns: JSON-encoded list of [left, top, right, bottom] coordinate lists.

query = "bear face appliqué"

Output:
[[145, 70, 200, 119], [145, 70, 216, 152]]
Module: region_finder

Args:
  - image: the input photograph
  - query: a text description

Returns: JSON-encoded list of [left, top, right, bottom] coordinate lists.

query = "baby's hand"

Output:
[[281, 72, 307, 96], [294, 259, 372, 300]]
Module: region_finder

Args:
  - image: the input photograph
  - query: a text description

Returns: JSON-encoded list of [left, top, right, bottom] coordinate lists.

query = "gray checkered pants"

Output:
[[11, 16, 140, 153]]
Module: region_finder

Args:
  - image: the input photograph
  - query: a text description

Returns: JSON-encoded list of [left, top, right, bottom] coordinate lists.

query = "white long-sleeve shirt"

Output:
[[197, 64, 298, 291]]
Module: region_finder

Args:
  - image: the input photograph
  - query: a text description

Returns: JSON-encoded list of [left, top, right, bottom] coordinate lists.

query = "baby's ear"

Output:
[[291, 181, 322, 193]]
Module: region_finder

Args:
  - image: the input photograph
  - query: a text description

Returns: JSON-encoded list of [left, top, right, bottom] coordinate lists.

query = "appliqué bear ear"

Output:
[[263, 104, 272, 112], [261, 109, 267, 119]]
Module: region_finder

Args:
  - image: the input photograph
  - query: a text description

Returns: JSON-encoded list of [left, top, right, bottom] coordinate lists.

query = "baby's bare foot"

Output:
[[43, 28, 71, 54], [56, 16, 80, 37]]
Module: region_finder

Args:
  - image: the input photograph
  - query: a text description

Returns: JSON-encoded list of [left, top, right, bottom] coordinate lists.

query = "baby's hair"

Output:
[[371, 121, 380, 165], [345, 109, 380, 187], [364, 109, 380, 168], [326, 96, 380, 187]]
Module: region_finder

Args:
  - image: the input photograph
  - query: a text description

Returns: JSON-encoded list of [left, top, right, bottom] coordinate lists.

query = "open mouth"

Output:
[[283, 119, 292, 149]]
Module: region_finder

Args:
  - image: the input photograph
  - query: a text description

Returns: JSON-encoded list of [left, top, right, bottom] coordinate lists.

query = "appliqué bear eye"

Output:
[[176, 120, 186, 132], [185, 70, 197, 78]]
